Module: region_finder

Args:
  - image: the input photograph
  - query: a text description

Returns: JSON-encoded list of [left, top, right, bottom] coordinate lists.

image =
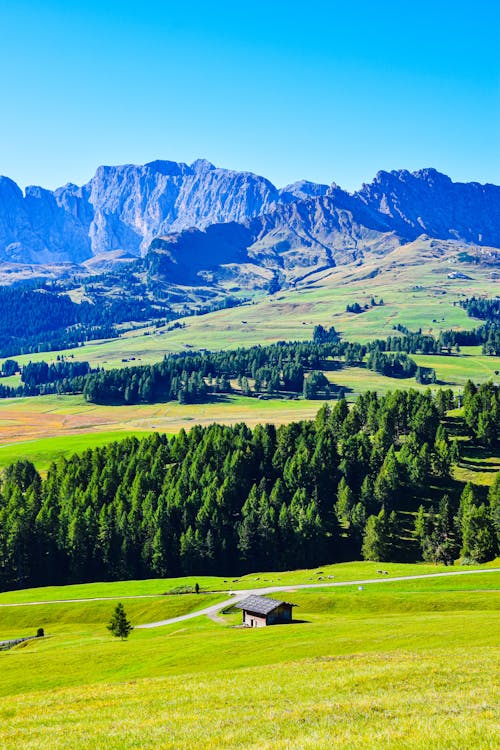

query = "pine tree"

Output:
[[460, 504, 496, 563], [488, 472, 500, 546], [107, 602, 133, 640], [362, 509, 391, 561]]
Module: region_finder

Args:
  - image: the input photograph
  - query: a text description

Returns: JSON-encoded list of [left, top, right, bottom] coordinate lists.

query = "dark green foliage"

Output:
[[366, 348, 418, 378], [415, 366, 436, 385], [481, 327, 500, 356], [1, 360, 19, 377], [488, 473, 500, 547], [451, 481, 498, 564], [107, 602, 133, 640], [0, 287, 115, 357], [414, 495, 457, 564], [1, 387, 491, 590], [83, 339, 347, 405], [313, 325, 339, 344], [459, 296, 500, 324], [346, 302, 364, 314], [0, 284, 173, 358], [0, 358, 93, 399], [361, 508, 396, 561], [303, 371, 331, 399], [463, 381, 499, 447], [21, 360, 92, 388]]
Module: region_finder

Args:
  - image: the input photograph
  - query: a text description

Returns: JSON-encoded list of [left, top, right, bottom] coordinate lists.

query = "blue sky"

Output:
[[0, 1, 498, 191]]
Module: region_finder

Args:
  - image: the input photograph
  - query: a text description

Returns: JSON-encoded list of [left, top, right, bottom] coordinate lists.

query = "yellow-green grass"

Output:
[[0, 374, 22, 387], [414, 347, 500, 386], [0, 430, 156, 472], [0, 393, 329, 457], [0, 593, 224, 641], [325, 366, 431, 396], [0, 570, 499, 749], [452, 439, 500, 487], [0, 244, 497, 372], [1, 572, 498, 694], [2, 646, 497, 750], [2, 559, 498, 604], [2, 595, 498, 696], [0, 354, 497, 465]]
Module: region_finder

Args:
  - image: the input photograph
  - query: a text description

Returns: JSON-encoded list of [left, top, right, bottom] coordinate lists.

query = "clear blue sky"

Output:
[[1, 1, 498, 191]]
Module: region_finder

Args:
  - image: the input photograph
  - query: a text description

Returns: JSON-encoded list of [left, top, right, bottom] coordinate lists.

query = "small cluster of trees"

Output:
[[414, 477, 499, 565], [346, 302, 364, 314], [312, 325, 339, 344], [0, 360, 19, 377], [0, 358, 94, 399], [345, 298, 383, 315], [415, 366, 437, 385], [21, 360, 92, 389], [482, 327, 500, 356], [366, 349, 420, 379], [463, 381, 500, 448], [459, 296, 500, 324]]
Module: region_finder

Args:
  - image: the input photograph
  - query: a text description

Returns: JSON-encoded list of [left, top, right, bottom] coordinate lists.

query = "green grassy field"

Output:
[[1, 559, 498, 605], [0, 430, 157, 472], [0, 563, 499, 749], [0, 348, 498, 469], [0, 394, 330, 467], [2, 392, 499, 483], [0, 243, 497, 373], [414, 346, 500, 385], [0, 243, 498, 467]]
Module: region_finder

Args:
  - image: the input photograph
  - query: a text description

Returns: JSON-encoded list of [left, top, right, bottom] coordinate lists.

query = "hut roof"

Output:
[[235, 595, 295, 616]]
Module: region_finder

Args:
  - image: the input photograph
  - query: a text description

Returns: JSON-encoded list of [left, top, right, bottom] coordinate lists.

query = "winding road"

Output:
[[135, 567, 500, 629], [1, 568, 497, 628]]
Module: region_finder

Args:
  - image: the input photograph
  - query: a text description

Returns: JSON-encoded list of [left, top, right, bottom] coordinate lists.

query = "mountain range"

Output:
[[0, 159, 498, 293]]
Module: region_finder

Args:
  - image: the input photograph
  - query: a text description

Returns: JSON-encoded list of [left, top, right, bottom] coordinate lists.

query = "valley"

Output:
[[2, 3, 499, 748]]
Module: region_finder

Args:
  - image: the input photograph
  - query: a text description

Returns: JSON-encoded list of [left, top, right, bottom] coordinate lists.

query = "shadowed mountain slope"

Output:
[[0, 161, 498, 271]]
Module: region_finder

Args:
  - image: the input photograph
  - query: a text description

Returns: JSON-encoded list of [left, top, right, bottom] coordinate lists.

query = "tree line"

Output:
[[0, 358, 94, 399], [81, 339, 350, 405], [459, 296, 500, 324], [1, 385, 498, 591], [0, 318, 497, 405], [0, 286, 173, 358]]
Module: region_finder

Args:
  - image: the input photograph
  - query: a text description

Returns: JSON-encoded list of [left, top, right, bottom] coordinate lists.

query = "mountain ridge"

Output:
[[0, 160, 499, 269]]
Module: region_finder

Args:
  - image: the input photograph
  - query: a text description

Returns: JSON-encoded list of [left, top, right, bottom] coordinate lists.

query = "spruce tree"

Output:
[[107, 602, 133, 640]]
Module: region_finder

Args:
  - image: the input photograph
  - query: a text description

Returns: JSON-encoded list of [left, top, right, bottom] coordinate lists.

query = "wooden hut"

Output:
[[235, 595, 295, 627]]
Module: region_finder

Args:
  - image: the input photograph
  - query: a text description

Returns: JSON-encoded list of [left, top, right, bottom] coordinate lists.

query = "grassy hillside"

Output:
[[0, 430, 156, 472], [0, 242, 497, 464], [2, 559, 499, 605], [0, 564, 498, 749], [0, 241, 497, 372], [1, 395, 499, 493], [0, 394, 325, 466]]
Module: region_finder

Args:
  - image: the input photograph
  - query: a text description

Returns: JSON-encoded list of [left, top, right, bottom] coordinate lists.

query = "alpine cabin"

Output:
[[235, 595, 295, 627]]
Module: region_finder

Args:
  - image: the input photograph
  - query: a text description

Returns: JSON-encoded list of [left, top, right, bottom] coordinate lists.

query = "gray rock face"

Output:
[[146, 168, 500, 289], [0, 160, 498, 265], [0, 160, 280, 262], [355, 168, 500, 247]]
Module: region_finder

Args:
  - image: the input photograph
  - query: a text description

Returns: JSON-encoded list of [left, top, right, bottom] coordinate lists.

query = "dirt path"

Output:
[[135, 567, 500, 629], [1, 568, 497, 620]]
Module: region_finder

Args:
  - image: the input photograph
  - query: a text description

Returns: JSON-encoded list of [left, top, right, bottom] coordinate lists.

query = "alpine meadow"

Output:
[[1, 2, 499, 748]]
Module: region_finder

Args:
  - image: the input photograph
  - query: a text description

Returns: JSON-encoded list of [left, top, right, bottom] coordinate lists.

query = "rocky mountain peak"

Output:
[[0, 159, 498, 266]]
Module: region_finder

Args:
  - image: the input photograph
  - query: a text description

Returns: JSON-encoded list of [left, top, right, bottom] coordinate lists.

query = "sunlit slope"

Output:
[[0, 564, 498, 749], [1, 238, 497, 371]]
